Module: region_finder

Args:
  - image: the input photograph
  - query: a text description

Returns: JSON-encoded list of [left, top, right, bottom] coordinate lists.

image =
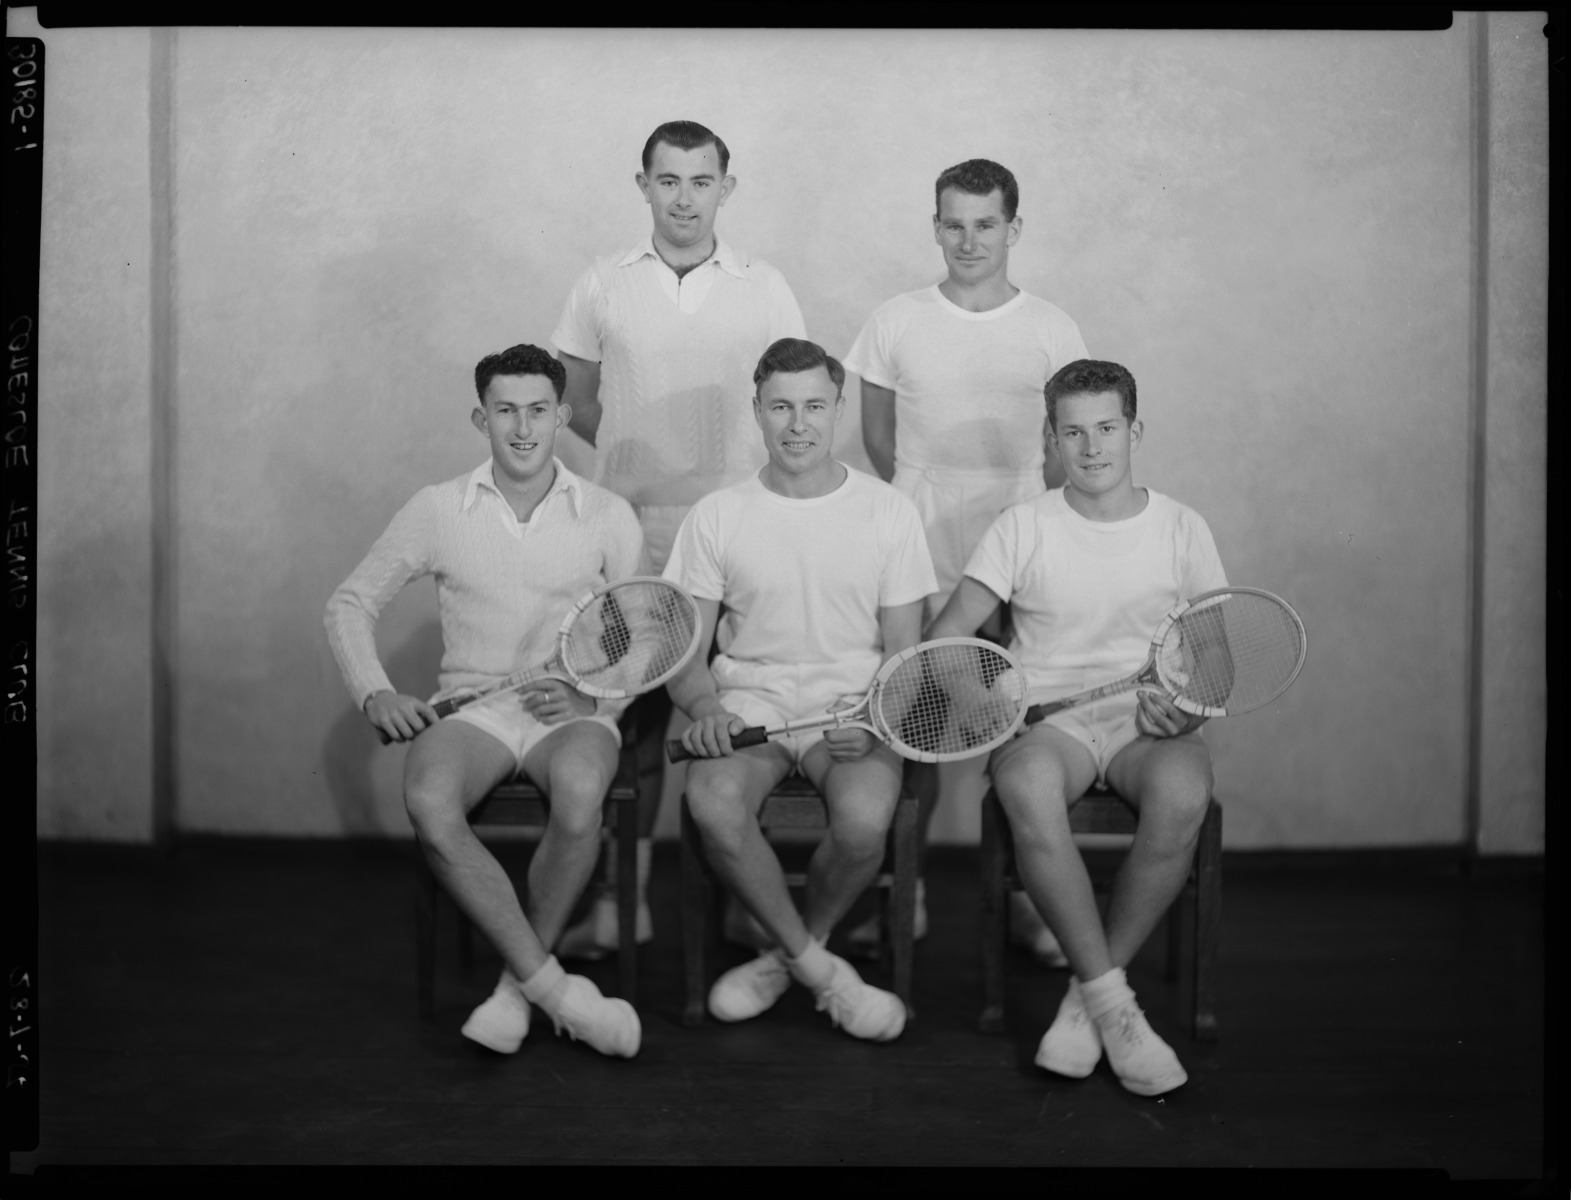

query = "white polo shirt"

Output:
[[552, 236, 806, 509]]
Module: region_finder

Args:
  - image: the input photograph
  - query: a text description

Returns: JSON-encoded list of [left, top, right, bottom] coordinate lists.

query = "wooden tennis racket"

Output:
[[666, 637, 1030, 764], [1022, 587, 1307, 726], [379, 577, 702, 743]]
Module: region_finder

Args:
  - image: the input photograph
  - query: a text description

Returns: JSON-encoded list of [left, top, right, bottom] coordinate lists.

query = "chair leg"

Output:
[[680, 796, 711, 1027], [979, 788, 1009, 1034], [888, 792, 918, 1020], [1194, 799, 1222, 1041], [457, 904, 474, 971], [415, 848, 438, 1021], [615, 797, 638, 1004]]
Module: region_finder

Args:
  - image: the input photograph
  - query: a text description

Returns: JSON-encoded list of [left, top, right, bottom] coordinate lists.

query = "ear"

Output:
[[556, 402, 571, 428], [634, 171, 651, 202], [471, 407, 488, 436], [1006, 215, 1023, 247], [932, 214, 944, 246], [1128, 417, 1143, 451], [719, 174, 737, 206]]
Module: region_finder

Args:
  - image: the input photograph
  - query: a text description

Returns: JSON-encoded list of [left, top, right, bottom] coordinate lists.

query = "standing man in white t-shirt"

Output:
[[551, 121, 808, 958], [663, 338, 937, 1041], [843, 158, 1088, 961], [928, 359, 1228, 1096]]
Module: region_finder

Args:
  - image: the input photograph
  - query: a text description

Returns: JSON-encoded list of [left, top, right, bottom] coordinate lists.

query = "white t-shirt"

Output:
[[843, 285, 1088, 474], [963, 488, 1228, 702], [552, 236, 806, 508], [663, 467, 938, 700]]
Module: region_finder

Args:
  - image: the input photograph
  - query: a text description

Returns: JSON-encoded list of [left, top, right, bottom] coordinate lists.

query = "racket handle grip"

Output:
[[665, 724, 769, 763], [431, 696, 461, 718]]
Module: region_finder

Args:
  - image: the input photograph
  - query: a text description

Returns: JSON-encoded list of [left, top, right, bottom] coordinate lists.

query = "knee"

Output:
[[547, 758, 613, 839], [828, 808, 891, 862], [404, 783, 466, 848], [1139, 761, 1213, 841], [996, 785, 1072, 853], [686, 777, 752, 855]]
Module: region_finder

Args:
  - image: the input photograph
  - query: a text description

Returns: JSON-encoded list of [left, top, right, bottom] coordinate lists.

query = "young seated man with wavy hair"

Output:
[[662, 337, 937, 1041], [325, 344, 645, 1059], [927, 359, 1227, 1096]]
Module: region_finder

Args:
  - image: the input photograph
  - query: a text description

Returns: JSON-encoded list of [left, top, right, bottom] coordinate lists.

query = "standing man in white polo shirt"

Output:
[[552, 120, 807, 958], [844, 158, 1088, 962]]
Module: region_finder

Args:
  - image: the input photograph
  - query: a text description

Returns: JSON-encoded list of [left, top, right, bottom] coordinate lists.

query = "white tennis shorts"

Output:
[[444, 692, 622, 775], [1029, 693, 1143, 789], [709, 656, 858, 770]]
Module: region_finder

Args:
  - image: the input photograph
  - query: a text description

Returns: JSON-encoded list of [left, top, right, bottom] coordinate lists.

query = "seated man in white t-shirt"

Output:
[[663, 337, 938, 1041], [928, 359, 1228, 1096], [324, 344, 645, 1059]]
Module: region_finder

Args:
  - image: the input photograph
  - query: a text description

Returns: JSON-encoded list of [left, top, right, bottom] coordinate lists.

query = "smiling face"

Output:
[[636, 139, 735, 256], [1048, 389, 1142, 502], [754, 365, 843, 479], [933, 187, 1020, 289], [471, 373, 564, 488]]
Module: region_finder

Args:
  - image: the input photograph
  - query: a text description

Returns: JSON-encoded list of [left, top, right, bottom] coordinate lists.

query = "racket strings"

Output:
[[873, 643, 1027, 758], [1162, 594, 1305, 712], [562, 582, 698, 692]]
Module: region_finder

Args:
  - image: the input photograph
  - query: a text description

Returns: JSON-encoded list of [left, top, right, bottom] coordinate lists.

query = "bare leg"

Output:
[[798, 741, 903, 941], [988, 725, 1107, 981], [403, 720, 551, 983], [684, 744, 807, 954], [519, 719, 620, 950], [1101, 732, 1214, 968]]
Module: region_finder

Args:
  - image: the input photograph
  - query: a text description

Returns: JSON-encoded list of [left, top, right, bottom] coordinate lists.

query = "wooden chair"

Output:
[[414, 719, 640, 1019], [680, 772, 919, 1027], [979, 784, 1221, 1040]]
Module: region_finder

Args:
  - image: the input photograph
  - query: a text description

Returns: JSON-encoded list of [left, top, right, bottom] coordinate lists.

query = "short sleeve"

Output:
[[1055, 316, 1090, 369], [962, 506, 1025, 606], [1178, 511, 1229, 598], [843, 305, 899, 392], [767, 270, 808, 342], [662, 498, 728, 603], [876, 493, 939, 609], [550, 264, 605, 363]]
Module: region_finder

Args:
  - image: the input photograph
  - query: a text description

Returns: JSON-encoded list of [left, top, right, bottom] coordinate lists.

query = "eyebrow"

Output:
[[656, 171, 716, 181]]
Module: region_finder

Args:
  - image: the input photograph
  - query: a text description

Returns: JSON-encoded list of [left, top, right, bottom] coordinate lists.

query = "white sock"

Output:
[[1078, 966, 1136, 1021], [786, 938, 835, 990], [519, 956, 568, 1009]]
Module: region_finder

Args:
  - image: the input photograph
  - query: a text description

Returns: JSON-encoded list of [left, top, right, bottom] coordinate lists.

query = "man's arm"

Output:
[[860, 381, 898, 482], [925, 576, 1006, 641], [665, 599, 749, 758], [560, 352, 603, 446]]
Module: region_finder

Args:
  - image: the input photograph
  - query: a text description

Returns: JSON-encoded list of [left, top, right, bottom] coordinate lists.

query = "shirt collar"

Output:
[[618, 234, 746, 280], [463, 456, 584, 518]]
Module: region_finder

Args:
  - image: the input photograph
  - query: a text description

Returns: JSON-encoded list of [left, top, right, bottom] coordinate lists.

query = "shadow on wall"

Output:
[[319, 618, 442, 836]]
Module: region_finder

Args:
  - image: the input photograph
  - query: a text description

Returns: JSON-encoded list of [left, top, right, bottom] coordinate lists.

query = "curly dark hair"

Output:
[[473, 344, 566, 403], [934, 158, 1019, 221], [1043, 359, 1137, 429], [752, 338, 845, 397], [642, 120, 729, 175]]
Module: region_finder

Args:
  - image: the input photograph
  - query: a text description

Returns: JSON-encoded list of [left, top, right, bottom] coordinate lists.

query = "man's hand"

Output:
[[823, 725, 876, 762], [1135, 690, 1206, 739], [519, 678, 596, 725], [365, 690, 439, 743], [679, 705, 748, 759]]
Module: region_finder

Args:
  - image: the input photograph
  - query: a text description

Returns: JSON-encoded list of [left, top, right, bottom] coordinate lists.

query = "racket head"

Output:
[[1151, 587, 1307, 717], [866, 637, 1029, 763], [555, 577, 702, 699]]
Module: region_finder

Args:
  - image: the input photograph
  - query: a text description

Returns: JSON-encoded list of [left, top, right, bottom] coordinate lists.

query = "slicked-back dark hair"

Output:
[[935, 158, 1019, 221], [1043, 359, 1138, 429], [474, 344, 566, 403], [752, 338, 846, 398], [642, 120, 730, 176]]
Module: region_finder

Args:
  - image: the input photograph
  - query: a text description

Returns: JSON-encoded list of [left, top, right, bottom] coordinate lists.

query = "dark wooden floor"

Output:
[[12, 839, 1547, 1175]]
